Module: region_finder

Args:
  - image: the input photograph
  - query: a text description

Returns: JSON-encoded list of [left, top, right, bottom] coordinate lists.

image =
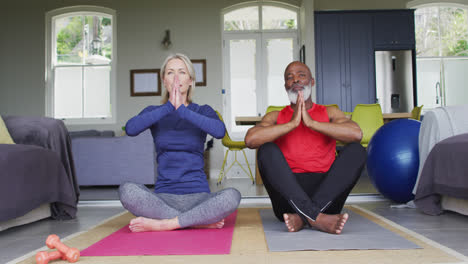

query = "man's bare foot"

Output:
[[283, 213, 305, 232], [308, 212, 349, 234], [128, 216, 181, 232], [193, 219, 225, 229]]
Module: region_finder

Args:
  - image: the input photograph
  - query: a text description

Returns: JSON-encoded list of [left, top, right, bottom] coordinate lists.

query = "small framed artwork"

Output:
[[300, 45, 306, 64], [130, 69, 161, 96], [191, 59, 207, 86]]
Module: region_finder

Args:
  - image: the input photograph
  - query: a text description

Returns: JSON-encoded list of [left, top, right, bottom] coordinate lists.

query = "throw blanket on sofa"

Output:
[[2, 116, 79, 220], [412, 105, 468, 194], [414, 133, 468, 215], [0, 144, 77, 221]]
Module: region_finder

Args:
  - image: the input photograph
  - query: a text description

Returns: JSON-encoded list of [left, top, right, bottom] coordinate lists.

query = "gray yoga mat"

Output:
[[259, 208, 421, 252]]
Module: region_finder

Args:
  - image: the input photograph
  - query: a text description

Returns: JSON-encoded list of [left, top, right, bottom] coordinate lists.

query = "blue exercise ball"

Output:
[[367, 119, 421, 203]]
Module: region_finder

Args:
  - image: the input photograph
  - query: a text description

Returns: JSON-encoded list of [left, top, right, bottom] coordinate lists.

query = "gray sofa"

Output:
[[71, 129, 156, 186]]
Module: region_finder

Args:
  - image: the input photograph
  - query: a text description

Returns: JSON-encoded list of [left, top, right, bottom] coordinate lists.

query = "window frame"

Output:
[[413, 3, 468, 58], [222, 2, 299, 34], [409, 1, 468, 110], [221, 2, 300, 134], [45, 5, 117, 125]]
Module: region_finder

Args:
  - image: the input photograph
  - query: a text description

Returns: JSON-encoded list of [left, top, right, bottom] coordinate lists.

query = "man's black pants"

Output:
[[257, 142, 367, 222]]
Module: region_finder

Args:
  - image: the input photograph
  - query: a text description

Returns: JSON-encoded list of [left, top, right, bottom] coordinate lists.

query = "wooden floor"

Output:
[[3, 200, 468, 263], [4, 174, 468, 263], [12, 206, 467, 264]]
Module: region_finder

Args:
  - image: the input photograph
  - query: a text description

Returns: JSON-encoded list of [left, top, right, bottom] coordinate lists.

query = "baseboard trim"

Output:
[[78, 194, 387, 208]]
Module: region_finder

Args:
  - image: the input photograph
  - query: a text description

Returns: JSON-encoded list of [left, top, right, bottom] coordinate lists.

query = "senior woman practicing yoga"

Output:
[[119, 53, 240, 232]]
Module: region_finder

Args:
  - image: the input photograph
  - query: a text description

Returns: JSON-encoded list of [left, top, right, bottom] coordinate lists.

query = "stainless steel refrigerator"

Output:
[[375, 50, 415, 113]]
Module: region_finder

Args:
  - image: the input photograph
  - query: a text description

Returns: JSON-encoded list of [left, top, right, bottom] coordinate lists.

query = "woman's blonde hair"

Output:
[[160, 53, 196, 104]]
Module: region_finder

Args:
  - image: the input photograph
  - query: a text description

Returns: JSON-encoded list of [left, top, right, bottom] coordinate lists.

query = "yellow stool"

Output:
[[216, 111, 254, 184]]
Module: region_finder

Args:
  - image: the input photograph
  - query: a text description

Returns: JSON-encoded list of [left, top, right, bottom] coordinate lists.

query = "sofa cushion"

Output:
[[69, 130, 115, 138], [0, 144, 77, 221], [0, 115, 15, 144]]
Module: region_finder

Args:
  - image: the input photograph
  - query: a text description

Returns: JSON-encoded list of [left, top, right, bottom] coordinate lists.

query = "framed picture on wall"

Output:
[[130, 69, 161, 96], [191, 59, 207, 86]]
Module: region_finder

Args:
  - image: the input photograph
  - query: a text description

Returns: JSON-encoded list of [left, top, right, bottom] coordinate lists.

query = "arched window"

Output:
[[45, 6, 116, 124], [413, 4, 468, 109], [222, 3, 299, 133]]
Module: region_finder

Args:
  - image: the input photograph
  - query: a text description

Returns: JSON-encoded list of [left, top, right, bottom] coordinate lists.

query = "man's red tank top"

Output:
[[274, 104, 336, 173]]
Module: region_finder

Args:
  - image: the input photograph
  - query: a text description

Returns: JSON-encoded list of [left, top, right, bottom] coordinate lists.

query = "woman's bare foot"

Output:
[[193, 219, 225, 229], [283, 213, 305, 232], [128, 216, 181, 232], [308, 212, 349, 234]]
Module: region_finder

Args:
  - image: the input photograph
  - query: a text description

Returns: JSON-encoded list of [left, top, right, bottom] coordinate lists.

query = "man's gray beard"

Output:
[[287, 84, 312, 104]]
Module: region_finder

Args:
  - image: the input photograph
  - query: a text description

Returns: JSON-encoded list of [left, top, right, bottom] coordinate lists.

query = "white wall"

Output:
[[0, 2, 47, 116], [301, 0, 316, 101]]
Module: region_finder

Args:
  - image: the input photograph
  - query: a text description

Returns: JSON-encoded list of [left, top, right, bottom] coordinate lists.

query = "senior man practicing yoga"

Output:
[[245, 61, 366, 234]]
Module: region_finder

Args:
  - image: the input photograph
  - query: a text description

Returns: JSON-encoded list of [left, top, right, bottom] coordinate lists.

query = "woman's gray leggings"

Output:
[[119, 182, 241, 228]]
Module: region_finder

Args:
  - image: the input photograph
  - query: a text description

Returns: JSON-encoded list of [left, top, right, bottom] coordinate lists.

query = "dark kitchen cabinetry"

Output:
[[315, 12, 375, 112], [373, 10, 415, 50], [314, 10, 415, 112]]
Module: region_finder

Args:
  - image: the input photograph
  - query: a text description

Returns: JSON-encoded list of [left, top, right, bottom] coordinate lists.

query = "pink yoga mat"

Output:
[[81, 211, 237, 256]]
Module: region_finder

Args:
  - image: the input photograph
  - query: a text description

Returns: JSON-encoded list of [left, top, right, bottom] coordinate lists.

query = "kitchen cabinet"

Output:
[[314, 10, 416, 112], [373, 10, 415, 50], [315, 12, 375, 112]]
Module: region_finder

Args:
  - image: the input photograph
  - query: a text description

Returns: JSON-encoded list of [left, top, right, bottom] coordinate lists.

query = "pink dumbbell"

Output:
[[45, 234, 80, 263], [35, 250, 65, 264]]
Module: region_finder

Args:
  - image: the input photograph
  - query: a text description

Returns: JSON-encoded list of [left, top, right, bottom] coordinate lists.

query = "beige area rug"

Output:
[[11, 205, 468, 264]]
